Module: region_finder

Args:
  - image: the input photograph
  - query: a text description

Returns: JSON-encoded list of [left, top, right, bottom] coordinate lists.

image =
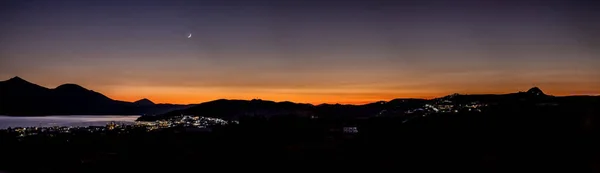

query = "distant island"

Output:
[[0, 76, 191, 116]]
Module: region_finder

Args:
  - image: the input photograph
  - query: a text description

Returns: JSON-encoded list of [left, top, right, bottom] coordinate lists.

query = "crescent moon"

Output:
[[187, 33, 192, 38]]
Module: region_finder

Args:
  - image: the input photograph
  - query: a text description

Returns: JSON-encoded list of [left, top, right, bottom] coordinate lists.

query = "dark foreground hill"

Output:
[[0, 76, 188, 116], [2, 100, 600, 173], [1, 85, 599, 172]]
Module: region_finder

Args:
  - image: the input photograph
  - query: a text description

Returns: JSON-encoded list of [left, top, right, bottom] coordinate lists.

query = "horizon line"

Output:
[[3, 76, 598, 105]]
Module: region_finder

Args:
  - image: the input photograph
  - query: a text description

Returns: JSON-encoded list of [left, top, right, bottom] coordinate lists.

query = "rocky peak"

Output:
[[134, 98, 155, 105], [526, 87, 545, 96]]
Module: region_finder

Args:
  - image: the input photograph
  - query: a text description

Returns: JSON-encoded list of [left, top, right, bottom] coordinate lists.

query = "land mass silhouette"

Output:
[[1, 76, 598, 119], [1, 77, 599, 172], [0, 76, 190, 116], [139, 83, 599, 122]]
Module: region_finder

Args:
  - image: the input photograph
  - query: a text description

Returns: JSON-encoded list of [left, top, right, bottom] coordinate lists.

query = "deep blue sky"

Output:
[[1, 0, 598, 104]]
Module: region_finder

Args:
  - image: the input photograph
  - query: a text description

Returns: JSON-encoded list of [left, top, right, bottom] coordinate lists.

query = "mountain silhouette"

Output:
[[0, 77, 187, 116], [54, 83, 113, 103], [526, 87, 545, 96], [1, 76, 50, 95], [134, 98, 155, 106], [140, 87, 597, 122], [2, 77, 593, 119]]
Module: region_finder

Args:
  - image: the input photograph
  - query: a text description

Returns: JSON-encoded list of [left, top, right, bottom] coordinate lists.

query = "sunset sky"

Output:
[[1, 0, 599, 104]]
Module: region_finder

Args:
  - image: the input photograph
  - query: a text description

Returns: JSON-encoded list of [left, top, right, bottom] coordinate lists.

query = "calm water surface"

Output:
[[0, 115, 140, 129]]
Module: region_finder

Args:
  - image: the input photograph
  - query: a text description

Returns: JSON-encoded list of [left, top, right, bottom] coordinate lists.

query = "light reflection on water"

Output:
[[0, 115, 140, 129]]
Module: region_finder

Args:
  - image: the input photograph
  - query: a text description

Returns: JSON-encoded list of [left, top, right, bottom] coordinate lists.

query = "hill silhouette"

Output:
[[0, 77, 188, 116], [2, 77, 596, 120], [139, 87, 599, 122], [134, 98, 155, 106], [527, 87, 545, 96]]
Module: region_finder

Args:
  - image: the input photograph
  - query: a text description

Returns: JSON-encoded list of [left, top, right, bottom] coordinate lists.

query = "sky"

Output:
[[1, 0, 599, 104]]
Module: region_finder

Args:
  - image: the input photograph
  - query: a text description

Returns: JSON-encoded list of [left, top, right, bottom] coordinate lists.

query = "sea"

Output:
[[0, 115, 141, 129]]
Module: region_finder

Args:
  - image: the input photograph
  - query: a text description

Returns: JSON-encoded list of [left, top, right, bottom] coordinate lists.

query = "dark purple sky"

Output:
[[1, 0, 599, 104]]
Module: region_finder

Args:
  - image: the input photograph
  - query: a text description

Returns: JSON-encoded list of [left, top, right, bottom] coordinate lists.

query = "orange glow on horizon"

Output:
[[100, 85, 450, 105], [2, 72, 598, 105], [106, 86, 599, 105]]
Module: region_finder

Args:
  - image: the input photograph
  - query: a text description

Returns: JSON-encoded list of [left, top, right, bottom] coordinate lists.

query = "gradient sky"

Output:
[[1, 0, 599, 104]]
